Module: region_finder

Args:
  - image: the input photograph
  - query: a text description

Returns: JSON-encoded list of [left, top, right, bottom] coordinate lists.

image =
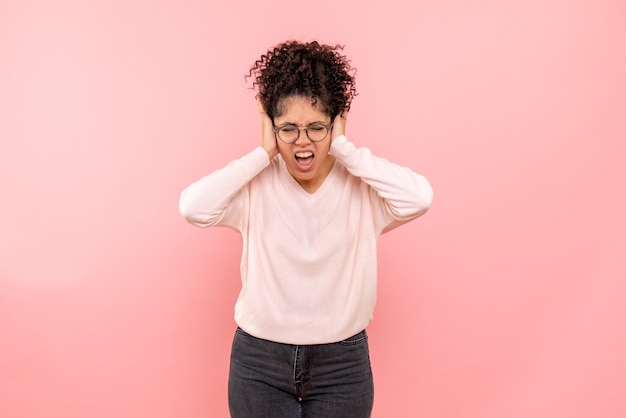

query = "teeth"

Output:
[[295, 152, 313, 158]]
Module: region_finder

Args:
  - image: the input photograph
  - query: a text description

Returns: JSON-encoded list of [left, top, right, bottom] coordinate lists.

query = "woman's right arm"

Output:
[[179, 147, 270, 228], [180, 99, 277, 229]]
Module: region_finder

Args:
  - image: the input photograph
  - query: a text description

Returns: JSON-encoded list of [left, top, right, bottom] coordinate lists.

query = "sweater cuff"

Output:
[[329, 135, 351, 155]]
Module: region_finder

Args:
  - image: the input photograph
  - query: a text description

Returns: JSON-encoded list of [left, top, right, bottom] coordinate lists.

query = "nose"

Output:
[[294, 126, 312, 144]]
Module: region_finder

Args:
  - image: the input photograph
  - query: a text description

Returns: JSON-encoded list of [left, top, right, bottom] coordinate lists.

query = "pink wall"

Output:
[[1, 1, 624, 417]]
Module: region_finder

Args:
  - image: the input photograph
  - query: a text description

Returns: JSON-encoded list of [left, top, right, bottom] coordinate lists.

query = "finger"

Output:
[[339, 104, 350, 121], [259, 99, 278, 158], [256, 97, 267, 114], [332, 112, 346, 139], [343, 98, 352, 117]]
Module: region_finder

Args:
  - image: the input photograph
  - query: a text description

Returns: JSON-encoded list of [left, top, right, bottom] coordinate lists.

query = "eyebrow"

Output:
[[276, 121, 329, 128]]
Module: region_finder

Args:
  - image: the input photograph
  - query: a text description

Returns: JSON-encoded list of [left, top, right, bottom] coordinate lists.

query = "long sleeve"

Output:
[[330, 135, 433, 231], [179, 146, 270, 229], [178, 135, 432, 344]]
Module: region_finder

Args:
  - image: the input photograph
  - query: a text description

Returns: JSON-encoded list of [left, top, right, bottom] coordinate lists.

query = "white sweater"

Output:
[[179, 135, 433, 344]]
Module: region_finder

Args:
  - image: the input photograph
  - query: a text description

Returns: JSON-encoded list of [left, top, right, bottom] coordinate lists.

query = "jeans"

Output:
[[228, 327, 374, 418]]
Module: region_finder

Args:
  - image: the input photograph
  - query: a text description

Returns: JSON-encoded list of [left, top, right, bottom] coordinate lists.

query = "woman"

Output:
[[179, 40, 433, 418]]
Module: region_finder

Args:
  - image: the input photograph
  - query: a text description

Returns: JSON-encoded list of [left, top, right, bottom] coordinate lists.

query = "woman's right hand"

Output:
[[258, 99, 278, 159]]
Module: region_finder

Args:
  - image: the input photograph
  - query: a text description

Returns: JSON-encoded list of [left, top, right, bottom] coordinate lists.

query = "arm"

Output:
[[179, 99, 278, 229], [179, 147, 270, 228], [330, 135, 433, 223], [329, 110, 432, 226]]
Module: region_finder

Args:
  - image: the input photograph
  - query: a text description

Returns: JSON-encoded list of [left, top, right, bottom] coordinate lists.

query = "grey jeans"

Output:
[[228, 327, 374, 418]]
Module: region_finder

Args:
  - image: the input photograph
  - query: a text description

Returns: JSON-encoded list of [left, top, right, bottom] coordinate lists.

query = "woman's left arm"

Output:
[[330, 134, 433, 222]]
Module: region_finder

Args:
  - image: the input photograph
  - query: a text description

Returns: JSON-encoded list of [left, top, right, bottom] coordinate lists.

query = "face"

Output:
[[273, 96, 335, 193]]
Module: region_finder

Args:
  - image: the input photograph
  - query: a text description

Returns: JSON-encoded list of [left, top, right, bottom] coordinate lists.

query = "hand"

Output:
[[331, 105, 349, 141], [257, 99, 278, 159]]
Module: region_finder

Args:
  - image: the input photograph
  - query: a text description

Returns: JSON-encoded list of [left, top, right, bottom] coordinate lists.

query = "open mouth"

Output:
[[295, 151, 314, 170]]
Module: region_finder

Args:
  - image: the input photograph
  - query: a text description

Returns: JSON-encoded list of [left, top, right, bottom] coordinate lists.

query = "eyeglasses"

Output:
[[273, 122, 333, 144]]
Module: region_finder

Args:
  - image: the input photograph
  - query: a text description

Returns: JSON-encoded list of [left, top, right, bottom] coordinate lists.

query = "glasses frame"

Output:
[[273, 122, 333, 144]]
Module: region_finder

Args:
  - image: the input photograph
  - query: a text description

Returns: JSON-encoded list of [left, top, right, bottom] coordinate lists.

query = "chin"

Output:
[[295, 171, 316, 181]]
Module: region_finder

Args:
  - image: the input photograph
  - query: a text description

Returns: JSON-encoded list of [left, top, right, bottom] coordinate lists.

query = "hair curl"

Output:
[[247, 40, 357, 121]]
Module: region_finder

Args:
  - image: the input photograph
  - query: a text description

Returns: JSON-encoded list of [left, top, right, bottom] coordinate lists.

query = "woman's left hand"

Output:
[[331, 106, 348, 141]]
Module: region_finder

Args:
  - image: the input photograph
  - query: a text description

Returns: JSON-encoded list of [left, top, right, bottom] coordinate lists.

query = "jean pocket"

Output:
[[235, 327, 255, 338], [338, 330, 368, 347]]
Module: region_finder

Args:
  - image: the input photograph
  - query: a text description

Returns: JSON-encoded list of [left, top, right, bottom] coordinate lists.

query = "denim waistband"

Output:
[[235, 326, 367, 346]]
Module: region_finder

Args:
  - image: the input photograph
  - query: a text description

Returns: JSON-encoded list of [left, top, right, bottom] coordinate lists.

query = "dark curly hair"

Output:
[[247, 40, 357, 121]]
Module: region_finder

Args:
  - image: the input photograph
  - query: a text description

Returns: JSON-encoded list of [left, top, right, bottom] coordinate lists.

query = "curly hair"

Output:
[[247, 40, 357, 121]]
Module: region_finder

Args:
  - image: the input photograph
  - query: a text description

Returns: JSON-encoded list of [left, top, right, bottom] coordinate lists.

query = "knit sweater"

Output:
[[179, 135, 433, 344]]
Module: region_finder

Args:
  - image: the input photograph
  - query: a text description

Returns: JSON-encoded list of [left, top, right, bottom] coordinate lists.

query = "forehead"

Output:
[[275, 96, 330, 123]]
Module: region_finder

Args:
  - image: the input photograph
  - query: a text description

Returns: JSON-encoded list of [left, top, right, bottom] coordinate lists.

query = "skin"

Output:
[[259, 96, 347, 194]]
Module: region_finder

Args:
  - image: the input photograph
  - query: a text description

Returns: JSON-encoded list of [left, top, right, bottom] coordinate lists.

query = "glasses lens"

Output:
[[307, 124, 329, 142], [278, 126, 299, 143]]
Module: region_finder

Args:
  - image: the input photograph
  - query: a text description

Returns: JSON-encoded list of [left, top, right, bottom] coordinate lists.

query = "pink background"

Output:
[[1, 1, 625, 417]]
